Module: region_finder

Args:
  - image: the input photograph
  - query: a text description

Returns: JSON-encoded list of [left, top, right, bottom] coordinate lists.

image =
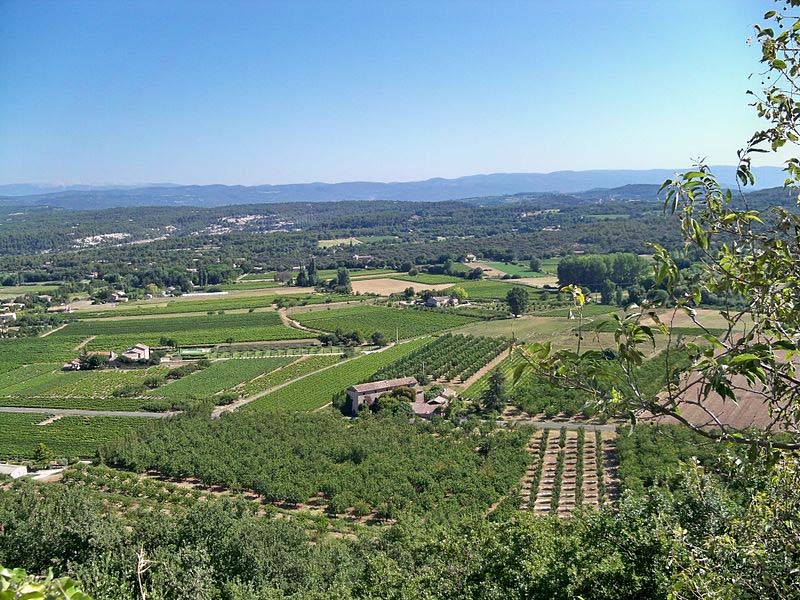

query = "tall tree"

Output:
[[506, 287, 529, 316]]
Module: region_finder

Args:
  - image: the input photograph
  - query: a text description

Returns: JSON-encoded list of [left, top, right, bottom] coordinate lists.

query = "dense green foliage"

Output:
[[101, 412, 531, 518]]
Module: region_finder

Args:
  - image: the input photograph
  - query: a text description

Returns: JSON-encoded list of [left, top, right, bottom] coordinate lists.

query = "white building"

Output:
[[0, 463, 28, 479], [122, 344, 150, 362]]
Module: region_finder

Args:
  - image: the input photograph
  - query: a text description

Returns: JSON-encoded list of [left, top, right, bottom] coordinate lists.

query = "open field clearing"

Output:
[[0, 412, 151, 459], [52, 311, 311, 349], [444, 279, 540, 300], [218, 280, 283, 290], [75, 292, 351, 318], [512, 276, 560, 288], [101, 411, 532, 519], [467, 261, 506, 277], [293, 305, 477, 339], [317, 236, 362, 247], [147, 357, 292, 403], [350, 277, 451, 296], [0, 283, 61, 296], [389, 273, 466, 285], [244, 338, 430, 412]]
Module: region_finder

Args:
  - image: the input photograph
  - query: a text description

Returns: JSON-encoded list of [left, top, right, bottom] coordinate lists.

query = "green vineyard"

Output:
[[294, 305, 477, 339]]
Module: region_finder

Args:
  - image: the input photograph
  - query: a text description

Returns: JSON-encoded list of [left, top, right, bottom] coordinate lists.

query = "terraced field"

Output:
[[0, 412, 152, 459], [244, 338, 431, 412], [294, 305, 477, 339], [519, 428, 618, 516]]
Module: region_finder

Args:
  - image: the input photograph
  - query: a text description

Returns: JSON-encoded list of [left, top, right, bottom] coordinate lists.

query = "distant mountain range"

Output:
[[0, 166, 786, 209]]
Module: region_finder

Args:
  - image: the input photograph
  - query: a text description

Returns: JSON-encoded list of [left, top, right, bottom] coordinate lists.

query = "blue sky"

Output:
[[0, 0, 775, 185]]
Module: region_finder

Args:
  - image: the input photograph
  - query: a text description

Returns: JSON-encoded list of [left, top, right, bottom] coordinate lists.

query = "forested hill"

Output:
[[0, 166, 786, 209]]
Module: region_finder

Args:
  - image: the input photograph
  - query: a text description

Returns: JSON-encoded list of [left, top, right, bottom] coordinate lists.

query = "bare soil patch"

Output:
[[350, 278, 452, 296]]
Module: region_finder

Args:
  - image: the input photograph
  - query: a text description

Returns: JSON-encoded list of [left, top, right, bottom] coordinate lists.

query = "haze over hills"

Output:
[[0, 166, 786, 209]]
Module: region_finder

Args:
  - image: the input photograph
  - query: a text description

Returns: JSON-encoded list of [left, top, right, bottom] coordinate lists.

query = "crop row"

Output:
[[0, 413, 152, 460], [146, 358, 292, 403], [237, 355, 343, 400], [373, 333, 510, 383], [294, 305, 477, 340], [55, 312, 311, 349], [244, 338, 431, 412]]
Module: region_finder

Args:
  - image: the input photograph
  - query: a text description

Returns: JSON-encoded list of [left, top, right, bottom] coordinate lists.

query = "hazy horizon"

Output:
[[0, 0, 781, 186]]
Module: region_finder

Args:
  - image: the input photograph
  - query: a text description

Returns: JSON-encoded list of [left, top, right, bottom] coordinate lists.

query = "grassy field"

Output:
[[0, 283, 61, 296], [486, 262, 540, 277], [293, 305, 477, 339], [53, 312, 311, 349], [217, 280, 283, 291], [446, 280, 541, 301], [317, 237, 362, 248], [0, 412, 152, 459], [390, 273, 466, 285], [244, 337, 431, 412]]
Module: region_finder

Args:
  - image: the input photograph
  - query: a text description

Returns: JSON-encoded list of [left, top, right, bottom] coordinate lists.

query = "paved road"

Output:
[[0, 406, 177, 419]]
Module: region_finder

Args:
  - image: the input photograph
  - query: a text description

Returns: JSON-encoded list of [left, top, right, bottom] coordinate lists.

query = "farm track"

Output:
[[40, 323, 68, 337], [278, 308, 324, 334], [458, 346, 512, 389], [74, 336, 96, 351]]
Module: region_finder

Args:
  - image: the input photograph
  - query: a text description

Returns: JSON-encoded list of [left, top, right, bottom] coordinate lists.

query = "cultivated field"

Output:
[[350, 278, 452, 296], [0, 412, 152, 460], [293, 305, 478, 339], [53, 311, 311, 349], [244, 338, 430, 412], [518, 428, 618, 516]]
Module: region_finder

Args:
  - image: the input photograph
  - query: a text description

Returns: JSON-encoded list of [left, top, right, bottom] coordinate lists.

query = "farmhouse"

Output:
[[0, 312, 17, 324], [122, 344, 150, 362], [425, 295, 458, 308], [465, 253, 477, 262], [411, 387, 456, 419], [347, 376, 424, 413], [0, 464, 27, 479], [62, 358, 82, 371]]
